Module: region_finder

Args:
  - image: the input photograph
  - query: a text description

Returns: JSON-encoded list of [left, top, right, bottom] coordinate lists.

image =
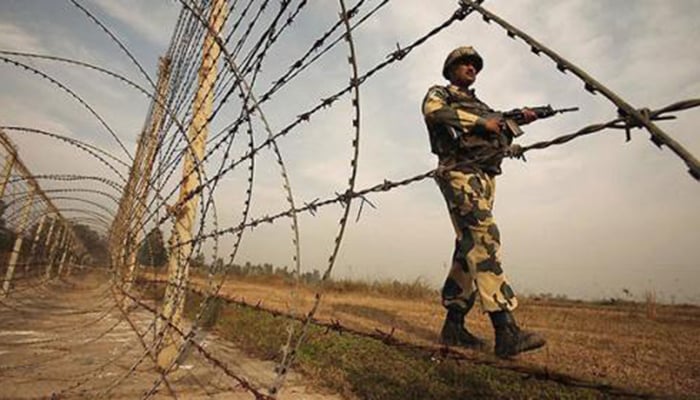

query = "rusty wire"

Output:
[[1, 0, 698, 399], [163, 280, 656, 399], [460, 0, 700, 180]]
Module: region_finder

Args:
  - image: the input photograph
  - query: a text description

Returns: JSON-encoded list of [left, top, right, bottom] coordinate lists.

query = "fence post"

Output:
[[43, 218, 57, 279], [0, 152, 15, 198], [125, 57, 172, 291], [2, 186, 35, 297], [57, 236, 71, 276], [26, 213, 47, 276], [66, 253, 75, 276], [46, 224, 65, 280], [157, 0, 227, 371]]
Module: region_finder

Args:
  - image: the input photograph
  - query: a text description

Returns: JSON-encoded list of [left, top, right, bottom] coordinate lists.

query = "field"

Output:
[[140, 271, 700, 399]]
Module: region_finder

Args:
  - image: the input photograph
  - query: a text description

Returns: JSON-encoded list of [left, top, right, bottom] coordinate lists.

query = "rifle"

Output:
[[495, 105, 579, 137]]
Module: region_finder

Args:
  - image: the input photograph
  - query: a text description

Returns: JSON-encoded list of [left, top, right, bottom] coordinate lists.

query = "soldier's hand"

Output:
[[521, 108, 538, 124], [505, 144, 525, 160], [484, 118, 501, 134]]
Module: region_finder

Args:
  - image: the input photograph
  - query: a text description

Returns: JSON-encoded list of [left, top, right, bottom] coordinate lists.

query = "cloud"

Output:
[[0, 0, 698, 303], [87, 0, 177, 47], [0, 23, 45, 52]]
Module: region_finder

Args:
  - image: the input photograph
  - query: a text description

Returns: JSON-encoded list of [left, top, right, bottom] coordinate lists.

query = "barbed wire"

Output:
[[117, 285, 275, 400], [156, 280, 657, 399], [270, 1, 361, 394], [68, 0, 157, 91], [1, 0, 698, 398], [148, 97, 697, 252], [459, 0, 700, 180], [0, 56, 133, 162]]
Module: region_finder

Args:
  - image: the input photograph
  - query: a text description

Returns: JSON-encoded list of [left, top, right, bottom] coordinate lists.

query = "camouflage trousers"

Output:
[[436, 169, 518, 313]]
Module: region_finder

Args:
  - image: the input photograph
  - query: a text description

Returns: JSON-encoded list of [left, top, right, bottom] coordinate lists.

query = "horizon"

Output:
[[0, 0, 698, 305]]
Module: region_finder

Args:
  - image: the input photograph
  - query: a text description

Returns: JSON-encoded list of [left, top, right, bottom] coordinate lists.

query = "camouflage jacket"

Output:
[[422, 84, 511, 175]]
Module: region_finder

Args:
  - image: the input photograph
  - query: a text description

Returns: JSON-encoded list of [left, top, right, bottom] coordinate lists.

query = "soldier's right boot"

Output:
[[489, 310, 546, 359], [439, 306, 486, 350]]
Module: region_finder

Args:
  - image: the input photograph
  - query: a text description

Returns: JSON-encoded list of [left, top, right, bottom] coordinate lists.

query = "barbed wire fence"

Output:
[[0, 0, 697, 398], [0, 129, 89, 296]]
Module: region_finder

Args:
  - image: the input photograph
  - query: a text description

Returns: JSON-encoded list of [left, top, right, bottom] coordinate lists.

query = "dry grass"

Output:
[[224, 278, 700, 397], [172, 287, 611, 399], [645, 290, 657, 320], [139, 271, 700, 397], [321, 277, 436, 300]]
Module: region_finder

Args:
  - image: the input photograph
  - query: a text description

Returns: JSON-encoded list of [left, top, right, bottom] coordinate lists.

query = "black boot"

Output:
[[440, 307, 486, 350], [489, 311, 545, 358]]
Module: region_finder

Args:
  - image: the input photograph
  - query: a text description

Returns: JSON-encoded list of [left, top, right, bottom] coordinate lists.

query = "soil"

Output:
[[5, 268, 698, 398], [0, 270, 342, 400], [193, 274, 700, 398]]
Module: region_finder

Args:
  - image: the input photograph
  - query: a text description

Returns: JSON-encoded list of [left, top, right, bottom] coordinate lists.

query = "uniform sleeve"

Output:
[[422, 86, 486, 132]]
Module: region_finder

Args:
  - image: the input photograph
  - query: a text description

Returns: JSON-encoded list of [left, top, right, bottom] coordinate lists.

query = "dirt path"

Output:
[[0, 270, 341, 399]]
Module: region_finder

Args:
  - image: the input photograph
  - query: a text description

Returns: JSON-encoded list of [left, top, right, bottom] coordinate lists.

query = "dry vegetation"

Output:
[[140, 269, 700, 398]]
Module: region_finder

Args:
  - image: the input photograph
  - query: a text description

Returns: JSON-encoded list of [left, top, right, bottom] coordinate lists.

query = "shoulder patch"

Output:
[[426, 85, 449, 99]]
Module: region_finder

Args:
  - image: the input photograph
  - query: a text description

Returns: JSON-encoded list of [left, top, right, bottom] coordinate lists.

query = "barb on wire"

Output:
[[141, 279, 657, 399], [355, 194, 376, 222], [459, 0, 700, 180], [3, 1, 698, 399]]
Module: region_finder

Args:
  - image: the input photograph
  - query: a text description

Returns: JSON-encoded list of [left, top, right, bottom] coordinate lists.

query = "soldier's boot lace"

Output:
[[490, 311, 546, 359]]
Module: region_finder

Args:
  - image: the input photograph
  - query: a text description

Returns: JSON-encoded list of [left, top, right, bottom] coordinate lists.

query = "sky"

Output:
[[0, 0, 698, 304]]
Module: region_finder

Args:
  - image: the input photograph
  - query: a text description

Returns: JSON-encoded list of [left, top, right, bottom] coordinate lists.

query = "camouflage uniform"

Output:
[[422, 84, 517, 313]]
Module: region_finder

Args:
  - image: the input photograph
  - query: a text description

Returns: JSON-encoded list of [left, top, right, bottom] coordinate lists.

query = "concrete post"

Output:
[[46, 224, 65, 280], [67, 254, 75, 276], [57, 236, 71, 276], [43, 218, 57, 279], [0, 153, 15, 198], [2, 187, 35, 297], [26, 214, 46, 276], [125, 57, 172, 291], [157, 0, 227, 371]]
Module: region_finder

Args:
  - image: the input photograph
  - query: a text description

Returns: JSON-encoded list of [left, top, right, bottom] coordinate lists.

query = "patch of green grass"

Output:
[[138, 283, 614, 399], [180, 291, 611, 400]]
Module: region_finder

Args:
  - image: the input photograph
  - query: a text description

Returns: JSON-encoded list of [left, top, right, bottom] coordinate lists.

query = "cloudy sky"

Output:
[[0, 0, 698, 304]]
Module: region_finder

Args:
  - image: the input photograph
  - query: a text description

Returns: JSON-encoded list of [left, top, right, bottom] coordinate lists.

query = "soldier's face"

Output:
[[450, 60, 479, 87]]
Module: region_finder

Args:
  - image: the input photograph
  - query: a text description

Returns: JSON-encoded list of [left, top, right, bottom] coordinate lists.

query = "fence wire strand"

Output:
[[0, 0, 697, 399]]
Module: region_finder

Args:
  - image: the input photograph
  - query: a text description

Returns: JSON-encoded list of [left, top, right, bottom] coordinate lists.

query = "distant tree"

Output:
[[263, 263, 273, 275], [191, 253, 206, 270], [229, 263, 241, 275], [136, 228, 168, 268], [72, 223, 109, 266], [243, 261, 252, 275], [213, 257, 225, 273], [275, 265, 291, 278], [301, 269, 321, 283]]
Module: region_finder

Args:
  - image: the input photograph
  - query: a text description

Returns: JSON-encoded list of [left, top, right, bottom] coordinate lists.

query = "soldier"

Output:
[[422, 46, 546, 358]]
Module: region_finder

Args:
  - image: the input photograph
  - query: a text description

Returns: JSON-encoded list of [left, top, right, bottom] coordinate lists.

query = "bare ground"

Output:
[[0, 270, 341, 400], [10, 268, 696, 398]]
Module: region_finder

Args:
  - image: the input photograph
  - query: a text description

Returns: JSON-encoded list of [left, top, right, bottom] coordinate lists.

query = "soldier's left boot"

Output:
[[439, 307, 486, 350]]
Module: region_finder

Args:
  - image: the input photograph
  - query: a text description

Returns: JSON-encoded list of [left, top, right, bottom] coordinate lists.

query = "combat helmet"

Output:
[[442, 46, 484, 80]]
